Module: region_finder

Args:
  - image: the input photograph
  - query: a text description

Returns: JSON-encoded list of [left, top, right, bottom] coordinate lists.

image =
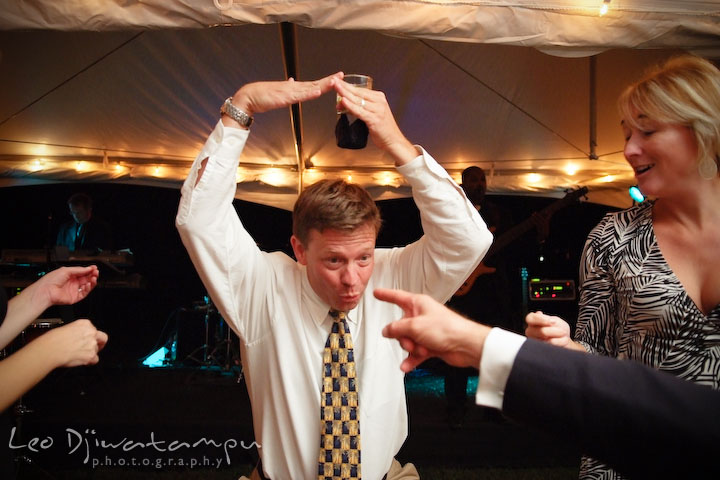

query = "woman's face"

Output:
[[622, 113, 699, 198]]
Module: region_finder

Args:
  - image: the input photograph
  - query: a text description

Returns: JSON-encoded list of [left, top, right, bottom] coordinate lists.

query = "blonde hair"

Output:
[[618, 55, 720, 173]]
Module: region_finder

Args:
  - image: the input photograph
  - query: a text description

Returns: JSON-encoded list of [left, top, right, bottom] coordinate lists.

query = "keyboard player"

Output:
[[55, 193, 113, 253]]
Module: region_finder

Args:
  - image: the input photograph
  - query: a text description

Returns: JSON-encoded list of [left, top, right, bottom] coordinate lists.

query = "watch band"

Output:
[[220, 97, 254, 128]]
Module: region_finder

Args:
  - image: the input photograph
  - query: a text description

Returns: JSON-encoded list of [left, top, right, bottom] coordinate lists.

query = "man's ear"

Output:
[[290, 235, 307, 265]]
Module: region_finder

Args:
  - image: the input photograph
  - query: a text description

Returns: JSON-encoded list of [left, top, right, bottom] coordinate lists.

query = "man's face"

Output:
[[462, 169, 487, 206], [69, 204, 91, 224], [291, 223, 376, 312]]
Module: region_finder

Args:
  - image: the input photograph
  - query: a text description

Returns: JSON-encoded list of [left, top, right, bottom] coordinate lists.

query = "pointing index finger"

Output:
[[373, 288, 413, 309]]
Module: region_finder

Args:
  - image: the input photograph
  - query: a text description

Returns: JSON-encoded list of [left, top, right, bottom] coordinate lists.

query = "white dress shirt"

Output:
[[176, 121, 492, 479], [475, 327, 527, 409]]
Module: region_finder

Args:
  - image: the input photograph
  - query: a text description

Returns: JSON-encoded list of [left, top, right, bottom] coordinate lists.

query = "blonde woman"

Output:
[[526, 55, 720, 479]]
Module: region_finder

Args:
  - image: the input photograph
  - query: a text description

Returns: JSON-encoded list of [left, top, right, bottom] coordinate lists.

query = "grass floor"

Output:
[[12, 366, 581, 480]]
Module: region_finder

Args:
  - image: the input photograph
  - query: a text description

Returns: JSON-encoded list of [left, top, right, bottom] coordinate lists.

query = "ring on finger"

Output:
[[360, 97, 366, 108]]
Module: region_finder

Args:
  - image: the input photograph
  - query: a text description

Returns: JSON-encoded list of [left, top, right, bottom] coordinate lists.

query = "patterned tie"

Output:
[[318, 310, 360, 480]]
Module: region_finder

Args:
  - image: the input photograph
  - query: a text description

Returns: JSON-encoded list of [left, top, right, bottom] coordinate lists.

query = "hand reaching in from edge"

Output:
[[375, 288, 488, 372], [525, 311, 575, 348], [39, 319, 108, 368]]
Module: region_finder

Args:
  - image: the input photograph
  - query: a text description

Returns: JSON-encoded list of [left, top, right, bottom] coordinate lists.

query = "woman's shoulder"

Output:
[[584, 202, 654, 252], [594, 201, 653, 232]]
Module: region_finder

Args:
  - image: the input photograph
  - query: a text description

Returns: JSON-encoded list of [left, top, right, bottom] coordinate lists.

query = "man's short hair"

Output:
[[67, 193, 92, 209], [462, 166, 486, 184], [292, 179, 382, 246]]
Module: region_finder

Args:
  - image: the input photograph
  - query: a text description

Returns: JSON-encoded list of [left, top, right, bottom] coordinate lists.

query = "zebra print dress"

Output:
[[575, 200, 720, 480]]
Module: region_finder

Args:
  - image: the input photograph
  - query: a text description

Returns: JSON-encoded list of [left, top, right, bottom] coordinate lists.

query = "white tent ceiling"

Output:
[[1, 1, 719, 209]]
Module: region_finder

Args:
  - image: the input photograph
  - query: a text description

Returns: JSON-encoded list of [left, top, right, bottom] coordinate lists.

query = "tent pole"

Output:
[[589, 55, 598, 160], [279, 22, 309, 194]]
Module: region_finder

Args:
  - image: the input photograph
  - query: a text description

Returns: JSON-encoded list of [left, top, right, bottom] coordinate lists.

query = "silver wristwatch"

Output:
[[220, 97, 254, 128]]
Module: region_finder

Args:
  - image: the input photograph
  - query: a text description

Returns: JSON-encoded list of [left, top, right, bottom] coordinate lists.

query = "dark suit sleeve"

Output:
[[502, 339, 720, 479]]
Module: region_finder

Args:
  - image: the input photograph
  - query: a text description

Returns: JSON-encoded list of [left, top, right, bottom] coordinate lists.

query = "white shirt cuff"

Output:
[[475, 327, 526, 410]]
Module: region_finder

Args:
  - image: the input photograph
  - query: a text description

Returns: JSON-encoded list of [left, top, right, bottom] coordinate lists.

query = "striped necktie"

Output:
[[318, 310, 360, 479]]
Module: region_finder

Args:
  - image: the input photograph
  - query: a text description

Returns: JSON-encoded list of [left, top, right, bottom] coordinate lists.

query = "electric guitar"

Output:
[[454, 186, 588, 296]]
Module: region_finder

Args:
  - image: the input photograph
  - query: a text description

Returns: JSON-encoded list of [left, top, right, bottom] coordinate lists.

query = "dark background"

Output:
[[0, 182, 617, 478], [0, 182, 615, 366]]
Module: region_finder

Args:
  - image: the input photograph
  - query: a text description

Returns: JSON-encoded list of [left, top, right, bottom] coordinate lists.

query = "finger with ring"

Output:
[[360, 97, 366, 108]]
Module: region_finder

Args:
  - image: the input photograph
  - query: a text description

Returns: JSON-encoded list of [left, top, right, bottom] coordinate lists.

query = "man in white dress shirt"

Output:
[[176, 73, 492, 479]]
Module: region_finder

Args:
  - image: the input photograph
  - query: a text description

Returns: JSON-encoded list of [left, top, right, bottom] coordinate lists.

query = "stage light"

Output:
[[379, 171, 395, 186], [261, 168, 286, 187], [526, 173, 542, 184], [29, 159, 44, 172], [600, 0, 611, 16], [142, 346, 169, 368], [629, 185, 645, 203], [564, 163, 579, 176]]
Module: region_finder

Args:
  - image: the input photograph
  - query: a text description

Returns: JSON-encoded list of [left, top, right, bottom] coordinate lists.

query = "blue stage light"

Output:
[[142, 346, 169, 368]]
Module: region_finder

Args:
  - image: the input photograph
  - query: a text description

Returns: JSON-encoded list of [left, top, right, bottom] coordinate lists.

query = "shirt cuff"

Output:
[[396, 146, 451, 183], [199, 120, 249, 162], [185, 120, 249, 190], [475, 327, 526, 410]]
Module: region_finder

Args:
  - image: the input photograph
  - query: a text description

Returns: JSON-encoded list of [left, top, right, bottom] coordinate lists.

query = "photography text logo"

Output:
[[8, 427, 259, 468]]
